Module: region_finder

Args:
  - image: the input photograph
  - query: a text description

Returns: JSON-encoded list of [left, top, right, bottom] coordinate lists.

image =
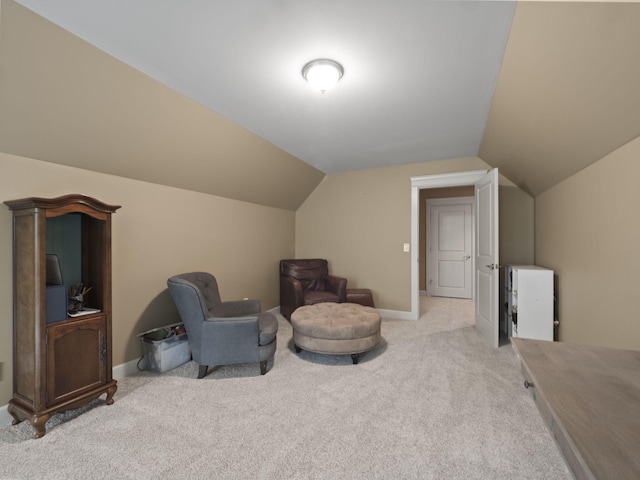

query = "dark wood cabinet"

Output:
[[46, 315, 107, 406], [4, 194, 120, 438]]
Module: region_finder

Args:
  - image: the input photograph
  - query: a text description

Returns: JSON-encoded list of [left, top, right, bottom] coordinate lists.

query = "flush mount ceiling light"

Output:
[[302, 59, 344, 94]]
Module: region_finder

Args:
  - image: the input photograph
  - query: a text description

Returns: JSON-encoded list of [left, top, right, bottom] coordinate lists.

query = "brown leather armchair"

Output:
[[279, 259, 347, 320]]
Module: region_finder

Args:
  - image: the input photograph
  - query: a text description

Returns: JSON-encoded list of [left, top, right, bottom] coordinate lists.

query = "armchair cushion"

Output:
[[280, 260, 328, 292], [219, 299, 261, 317], [304, 290, 340, 305]]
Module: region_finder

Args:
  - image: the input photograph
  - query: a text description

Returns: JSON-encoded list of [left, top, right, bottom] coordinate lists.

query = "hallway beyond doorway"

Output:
[[419, 295, 474, 333]]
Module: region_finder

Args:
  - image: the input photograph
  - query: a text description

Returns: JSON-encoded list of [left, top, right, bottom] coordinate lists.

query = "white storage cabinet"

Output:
[[506, 265, 554, 341]]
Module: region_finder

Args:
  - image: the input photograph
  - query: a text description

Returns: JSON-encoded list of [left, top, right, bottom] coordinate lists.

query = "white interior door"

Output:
[[410, 170, 498, 322], [428, 200, 473, 299], [475, 169, 499, 348]]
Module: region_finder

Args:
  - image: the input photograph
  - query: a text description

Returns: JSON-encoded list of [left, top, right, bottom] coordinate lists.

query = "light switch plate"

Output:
[[403, 243, 410, 252]]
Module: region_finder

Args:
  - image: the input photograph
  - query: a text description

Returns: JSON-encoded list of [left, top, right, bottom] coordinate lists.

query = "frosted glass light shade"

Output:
[[302, 59, 344, 93]]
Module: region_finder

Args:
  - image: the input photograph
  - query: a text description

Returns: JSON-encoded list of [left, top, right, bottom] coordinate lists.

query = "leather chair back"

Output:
[[280, 259, 328, 292]]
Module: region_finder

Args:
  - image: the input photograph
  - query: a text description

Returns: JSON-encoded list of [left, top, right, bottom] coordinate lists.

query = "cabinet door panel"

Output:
[[47, 316, 106, 406]]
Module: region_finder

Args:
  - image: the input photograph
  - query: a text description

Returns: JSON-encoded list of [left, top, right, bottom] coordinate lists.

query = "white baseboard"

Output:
[[113, 357, 142, 380], [378, 308, 415, 320]]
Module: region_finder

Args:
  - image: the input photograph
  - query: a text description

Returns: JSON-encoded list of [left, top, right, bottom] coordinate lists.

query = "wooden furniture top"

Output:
[[512, 338, 640, 480], [4, 194, 121, 213]]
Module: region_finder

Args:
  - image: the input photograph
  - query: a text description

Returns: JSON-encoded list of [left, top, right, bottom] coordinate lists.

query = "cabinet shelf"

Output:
[[4, 194, 120, 438]]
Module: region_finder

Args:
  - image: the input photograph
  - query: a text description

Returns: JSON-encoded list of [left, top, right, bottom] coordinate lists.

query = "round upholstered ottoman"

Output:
[[290, 302, 381, 364]]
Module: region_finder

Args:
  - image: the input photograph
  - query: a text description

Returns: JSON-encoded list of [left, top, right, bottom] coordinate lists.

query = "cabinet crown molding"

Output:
[[4, 194, 121, 213]]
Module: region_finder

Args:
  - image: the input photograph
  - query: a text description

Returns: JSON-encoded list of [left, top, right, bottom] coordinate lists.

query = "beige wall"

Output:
[[0, 0, 324, 211], [480, 2, 640, 197], [0, 152, 296, 406], [295, 157, 491, 311], [535, 135, 640, 350], [499, 185, 534, 266]]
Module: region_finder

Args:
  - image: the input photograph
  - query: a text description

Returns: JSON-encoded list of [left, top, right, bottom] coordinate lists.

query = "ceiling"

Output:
[[8, 0, 640, 198]]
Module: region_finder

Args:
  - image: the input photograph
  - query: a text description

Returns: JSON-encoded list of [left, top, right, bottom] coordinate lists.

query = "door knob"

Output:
[[463, 255, 471, 260]]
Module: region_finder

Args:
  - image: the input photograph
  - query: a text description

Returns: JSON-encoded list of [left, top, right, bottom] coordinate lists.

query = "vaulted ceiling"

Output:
[[2, 1, 640, 207]]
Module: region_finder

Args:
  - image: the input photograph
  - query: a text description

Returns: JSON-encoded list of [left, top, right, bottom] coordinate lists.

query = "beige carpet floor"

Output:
[[0, 297, 572, 479]]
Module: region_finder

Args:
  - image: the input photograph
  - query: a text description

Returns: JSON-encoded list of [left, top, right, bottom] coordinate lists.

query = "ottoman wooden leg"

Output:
[[295, 345, 302, 353], [351, 353, 360, 364]]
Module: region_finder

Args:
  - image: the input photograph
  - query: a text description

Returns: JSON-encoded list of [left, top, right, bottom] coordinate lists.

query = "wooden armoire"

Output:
[[4, 194, 120, 438]]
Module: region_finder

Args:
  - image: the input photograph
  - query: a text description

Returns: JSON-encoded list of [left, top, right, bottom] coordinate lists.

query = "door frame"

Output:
[[426, 197, 475, 298], [410, 170, 490, 320]]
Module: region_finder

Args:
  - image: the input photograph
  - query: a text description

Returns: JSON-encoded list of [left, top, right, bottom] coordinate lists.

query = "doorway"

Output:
[[410, 169, 500, 348], [426, 197, 474, 299]]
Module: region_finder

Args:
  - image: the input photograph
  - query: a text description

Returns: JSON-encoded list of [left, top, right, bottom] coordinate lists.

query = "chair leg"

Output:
[[260, 360, 267, 375], [197, 364, 208, 379]]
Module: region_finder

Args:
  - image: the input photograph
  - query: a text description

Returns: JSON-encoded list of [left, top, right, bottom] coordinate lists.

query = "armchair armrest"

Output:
[[202, 316, 260, 363], [325, 274, 347, 302], [219, 299, 261, 317], [280, 275, 304, 320]]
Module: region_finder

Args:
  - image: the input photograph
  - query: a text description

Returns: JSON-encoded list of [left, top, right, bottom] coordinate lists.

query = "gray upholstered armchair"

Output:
[[167, 272, 278, 378]]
